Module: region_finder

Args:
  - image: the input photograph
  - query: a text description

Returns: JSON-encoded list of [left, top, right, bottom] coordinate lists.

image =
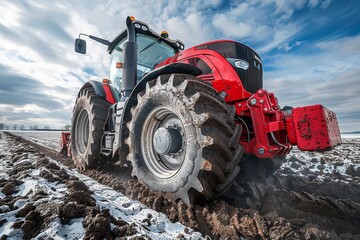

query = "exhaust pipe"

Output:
[[122, 16, 138, 97]]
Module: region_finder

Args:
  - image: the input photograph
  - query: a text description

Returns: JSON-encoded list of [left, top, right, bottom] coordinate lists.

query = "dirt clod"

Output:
[[21, 211, 43, 240], [113, 224, 138, 237], [67, 180, 89, 192], [12, 220, 24, 229], [0, 218, 7, 227], [39, 169, 59, 182], [45, 161, 61, 170], [83, 212, 111, 240], [1, 182, 16, 195], [4, 132, 360, 239], [66, 191, 96, 206], [58, 202, 86, 224], [0, 235, 8, 240], [16, 203, 35, 217]]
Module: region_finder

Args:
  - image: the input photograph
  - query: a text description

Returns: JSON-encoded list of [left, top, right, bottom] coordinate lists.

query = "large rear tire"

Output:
[[71, 87, 110, 170], [126, 74, 243, 204]]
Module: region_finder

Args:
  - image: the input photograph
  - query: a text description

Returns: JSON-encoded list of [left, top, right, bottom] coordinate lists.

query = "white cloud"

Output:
[[210, 0, 334, 53], [309, 0, 320, 8], [315, 35, 360, 56], [321, 0, 332, 8], [0, 0, 220, 128], [271, 0, 307, 17], [165, 13, 214, 46], [0, 1, 110, 128], [264, 35, 360, 132], [258, 24, 301, 53], [210, 1, 305, 53], [0, 0, 357, 133], [212, 13, 253, 39]]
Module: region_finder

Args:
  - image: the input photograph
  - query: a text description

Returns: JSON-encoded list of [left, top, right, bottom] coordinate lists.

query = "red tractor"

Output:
[[65, 16, 341, 204]]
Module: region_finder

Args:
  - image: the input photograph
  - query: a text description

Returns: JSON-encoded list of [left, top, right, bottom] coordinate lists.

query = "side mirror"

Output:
[[75, 38, 86, 54]]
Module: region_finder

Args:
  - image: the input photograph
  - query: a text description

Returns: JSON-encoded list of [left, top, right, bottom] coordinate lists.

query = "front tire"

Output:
[[127, 74, 243, 204], [71, 87, 110, 170]]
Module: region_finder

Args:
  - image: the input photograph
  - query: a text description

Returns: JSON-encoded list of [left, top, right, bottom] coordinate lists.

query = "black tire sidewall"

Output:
[[71, 94, 96, 167], [131, 89, 198, 193]]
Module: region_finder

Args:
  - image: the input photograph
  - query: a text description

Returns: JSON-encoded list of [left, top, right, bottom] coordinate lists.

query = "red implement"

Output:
[[287, 105, 341, 151], [237, 90, 341, 157], [58, 131, 71, 156]]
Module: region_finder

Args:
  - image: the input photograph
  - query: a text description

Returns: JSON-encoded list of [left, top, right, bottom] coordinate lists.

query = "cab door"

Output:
[[109, 39, 126, 91]]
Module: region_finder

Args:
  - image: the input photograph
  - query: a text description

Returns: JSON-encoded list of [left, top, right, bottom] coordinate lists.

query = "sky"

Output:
[[0, 0, 359, 132]]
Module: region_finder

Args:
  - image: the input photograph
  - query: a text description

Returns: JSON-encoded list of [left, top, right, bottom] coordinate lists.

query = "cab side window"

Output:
[[110, 41, 125, 91]]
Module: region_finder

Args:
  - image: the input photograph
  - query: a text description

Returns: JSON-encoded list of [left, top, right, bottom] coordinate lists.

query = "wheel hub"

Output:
[[75, 108, 89, 155], [141, 107, 186, 178], [153, 127, 182, 155]]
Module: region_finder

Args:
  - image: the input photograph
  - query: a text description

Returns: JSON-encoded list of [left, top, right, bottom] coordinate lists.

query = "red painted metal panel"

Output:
[[155, 42, 253, 102], [155, 40, 342, 158], [292, 105, 341, 151], [59, 131, 71, 156], [102, 83, 116, 104], [246, 89, 292, 158]]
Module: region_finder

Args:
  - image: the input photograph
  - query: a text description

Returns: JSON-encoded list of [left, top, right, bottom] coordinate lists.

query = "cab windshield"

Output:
[[110, 33, 177, 91]]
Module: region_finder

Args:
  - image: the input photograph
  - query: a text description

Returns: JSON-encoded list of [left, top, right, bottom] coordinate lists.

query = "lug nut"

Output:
[[250, 99, 257, 105], [258, 147, 265, 155]]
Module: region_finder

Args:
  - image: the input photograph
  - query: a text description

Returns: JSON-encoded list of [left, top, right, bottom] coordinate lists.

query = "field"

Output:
[[1, 131, 360, 239]]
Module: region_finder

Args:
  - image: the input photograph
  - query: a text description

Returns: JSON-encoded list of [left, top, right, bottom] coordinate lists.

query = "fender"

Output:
[[78, 80, 120, 104], [112, 63, 202, 159], [140, 62, 202, 84]]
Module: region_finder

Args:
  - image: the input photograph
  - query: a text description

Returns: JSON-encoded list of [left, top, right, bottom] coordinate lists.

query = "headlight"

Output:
[[141, 25, 148, 31], [175, 41, 185, 50], [234, 60, 249, 70], [134, 23, 141, 28]]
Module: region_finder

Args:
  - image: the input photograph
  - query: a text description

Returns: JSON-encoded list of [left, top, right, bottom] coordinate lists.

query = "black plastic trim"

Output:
[[107, 19, 183, 54], [78, 81, 106, 98], [139, 63, 202, 84], [78, 80, 120, 103], [122, 17, 137, 97]]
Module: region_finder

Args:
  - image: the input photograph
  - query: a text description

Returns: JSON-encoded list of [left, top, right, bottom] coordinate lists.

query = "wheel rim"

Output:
[[142, 107, 186, 179], [75, 108, 90, 155]]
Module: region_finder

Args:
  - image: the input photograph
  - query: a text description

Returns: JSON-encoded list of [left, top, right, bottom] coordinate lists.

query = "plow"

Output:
[[59, 16, 341, 205]]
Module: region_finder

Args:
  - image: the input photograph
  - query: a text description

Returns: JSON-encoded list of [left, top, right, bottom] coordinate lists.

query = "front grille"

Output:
[[206, 42, 263, 94]]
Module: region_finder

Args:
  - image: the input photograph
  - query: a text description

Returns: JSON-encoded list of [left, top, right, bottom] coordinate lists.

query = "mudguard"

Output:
[[78, 80, 120, 104], [140, 62, 202, 84], [112, 63, 202, 159]]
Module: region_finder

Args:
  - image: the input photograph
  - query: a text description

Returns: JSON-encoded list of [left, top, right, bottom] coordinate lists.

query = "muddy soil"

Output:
[[0, 133, 142, 239], [4, 132, 360, 239]]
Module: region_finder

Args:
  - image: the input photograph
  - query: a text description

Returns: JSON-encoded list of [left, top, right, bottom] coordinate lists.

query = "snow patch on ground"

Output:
[[37, 219, 85, 240], [10, 130, 62, 151], [48, 158, 203, 239], [280, 137, 360, 183], [0, 132, 202, 239], [341, 134, 360, 139]]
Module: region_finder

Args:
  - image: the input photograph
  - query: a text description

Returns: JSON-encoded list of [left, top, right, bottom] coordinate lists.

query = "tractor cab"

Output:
[[108, 30, 180, 91], [75, 17, 184, 94]]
